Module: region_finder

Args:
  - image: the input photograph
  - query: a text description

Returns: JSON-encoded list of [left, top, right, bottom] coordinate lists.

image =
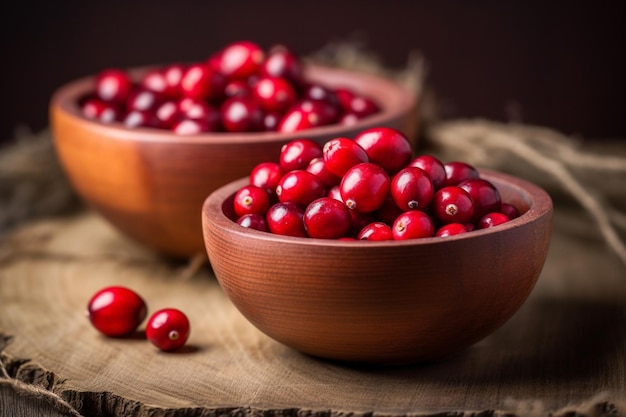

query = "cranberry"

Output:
[[180, 63, 226, 101], [432, 186, 475, 224], [87, 286, 147, 337], [375, 195, 403, 226], [279, 139, 323, 172], [436, 223, 469, 237], [177, 98, 221, 130], [459, 179, 502, 222], [266, 202, 307, 237], [357, 222, 393, 241], [233, 185, 271, 217], [477, 212, 510, 229], [224, 79, 251, 99], [327, 185, 342, 201], [81, 97, 120, 123], [276, 170, 326, 208], [392, 210, 434, 240], [126, 89, 163, 112], [162, 64, 186, 98], [390, 167, 434, 211], [306, 157, 341, 188], [259, 45, 304, 86], [303, 83, 340, 108], [262, 111, 282, 131], [353, 127, 412, 175], [250, 162, 284, 196], [95, 69, 132, 104], [278, 100, 339, 132], [252, 77, 297, 113], [215, 41, 265, 81], [220, 97, 264, 132], [237, 213, 269, 232], [500, 202, 520, 220], [172, 118, 213, 135], [348, 210, 376, 237], [335, 88, 379, 118], [154, 101, 181, 129], [408, 155, 447, 190], [340, 162, 390, 213], [444, 161, 480, 186], [303, 197, 351, 239], [123, 110, 157, 128], [146, 308, 190, 352], [141, 69, 169, 95], [322, 137, 369, 177]]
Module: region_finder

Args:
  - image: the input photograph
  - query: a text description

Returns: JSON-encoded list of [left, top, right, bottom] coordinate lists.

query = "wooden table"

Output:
[[1, 205, 625, 417]]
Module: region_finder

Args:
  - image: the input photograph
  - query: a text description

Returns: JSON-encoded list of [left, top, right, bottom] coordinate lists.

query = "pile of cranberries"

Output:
[[87, 286, 190, 352], [232, 127, 520, 240], [80, 41, 380, 135]]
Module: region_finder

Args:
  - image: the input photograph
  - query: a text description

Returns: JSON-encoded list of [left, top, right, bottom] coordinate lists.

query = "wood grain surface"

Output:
[[1, 207, 625, 417]]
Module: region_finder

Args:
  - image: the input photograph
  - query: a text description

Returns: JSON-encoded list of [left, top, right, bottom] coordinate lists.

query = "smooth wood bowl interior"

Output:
[[202, 169, 553, 364], [50, 65, 416, 258]]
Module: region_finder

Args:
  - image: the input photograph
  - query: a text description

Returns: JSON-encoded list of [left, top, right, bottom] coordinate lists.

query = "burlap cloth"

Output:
[[1, 45, 625, 417]]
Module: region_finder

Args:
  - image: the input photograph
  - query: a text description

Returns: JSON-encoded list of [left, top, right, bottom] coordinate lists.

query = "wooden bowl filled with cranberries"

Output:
[[202, 127, 553, 364], [50, 41, 416, 258]]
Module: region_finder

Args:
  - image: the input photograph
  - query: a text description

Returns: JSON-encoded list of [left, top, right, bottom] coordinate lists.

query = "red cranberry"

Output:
[[223, 79, 251, 99], [262, 111, 282, 131], [500, 202, 520, 220], [154, 101, 181, 129], [278, 100, 339, 132], [322, 137, 369, 177], [303, 83, 340, 109], [353, 127, 412, 175], [340, 162, 390, 213], [444, 161, 480, 186], [126, 89, 163, 112], [303, 197, 351, 239], [163, 64, 186, 98], [87, 286, 147, 337], [146, 308, 190, 352], [180, 63, 226, 101], [436, 223, 469, 237], [408, 155, 447, 190], [141, 69, 169, 95], [279, 139, 323, 172], [259, 45, 304, 86], [220, 97, 264, 132], [172, 118, 213, 135], [335, 88, 379, 118], [306, 157, 341, 188], [123, 110, 157, 128], [432, 186, 475, 224], [95, 69, 132, 104], [215, 41, 265, 81], [327, 185, 342, 201], [459, 178, 502, 222], [266, 202, 307, 237], [477, 212, 510, 229], [237, 213, 269, 232], [375, 195, 403, 226], [390, 167, 434, 211], [357, 222, 393, 241], [276, 170, 326, 208], [252, 77, 297, 113], [233, 185, 271, 217], [81, 97, 120, 123], [177, 98, 221, 130], [392, 210, 434, 240], [249, 162, 284, 196], [348, 210, 376, 237]]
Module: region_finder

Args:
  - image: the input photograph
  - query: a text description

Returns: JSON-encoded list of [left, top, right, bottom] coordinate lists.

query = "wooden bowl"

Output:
[[202, 170, 553, 364], [50, 65, 416, 258]]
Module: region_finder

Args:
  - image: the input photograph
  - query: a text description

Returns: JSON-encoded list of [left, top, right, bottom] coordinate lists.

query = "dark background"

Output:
[[2, 1, 624, 144]]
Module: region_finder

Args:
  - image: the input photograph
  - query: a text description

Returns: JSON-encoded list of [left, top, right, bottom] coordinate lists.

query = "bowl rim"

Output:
[[202, 168, 553, 248], [50, 64, 416, 145]]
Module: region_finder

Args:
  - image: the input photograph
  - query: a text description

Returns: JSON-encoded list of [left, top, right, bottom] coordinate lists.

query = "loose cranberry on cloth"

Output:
[[0, 207, 624, 416]]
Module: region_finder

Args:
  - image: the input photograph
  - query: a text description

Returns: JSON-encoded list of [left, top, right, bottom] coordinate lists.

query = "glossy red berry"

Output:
[[249, 162, 283, 196], [252, 77, 297, 113], [306, 157, 341, 188], [81, 97, 120, 123], [408, 155, 447, 190], [335, 88, 380, 118], [357, 222, 393, 241], [353, 127, 411, 174], [323, 137, 369, 177], [259, 45, 304, 86], [392, 210, 434, 240], [390, 167, 434, 211], [223, 79, 251, 99], [180, 63, 225, 101], [375, 195, 403, 226], [95, 69, 132, 104], [340, 163, 390, 213], [126, 89, 163, 112], [262, 111, 282, 131], [162, 64, 186, 98], [477, 212, 510, 229], [500, 202, 520, 220], [303, 197, 351, 239], [220, 97, 264, 132], [327, 185, 342, 201], [436, 223, 469, 237], [266, 202, 307, 237], [141, 69, 169, 95], [154, 101, 181, 129], [233, 185, 271, 217], [444, 161, 480, 186], [172, 118, 214, 135], [278, 100, 338, 132], [236, 213, 269, 232], [123, 110, 157, 128], [432, 186, 475, 224], [215, 41, 265, 81], [459, 178, 502, 222], [87, 286, 147, 337], [279, 139, 323, 172], [146, 308, 190, 352], [276, 170, 326, 208]]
